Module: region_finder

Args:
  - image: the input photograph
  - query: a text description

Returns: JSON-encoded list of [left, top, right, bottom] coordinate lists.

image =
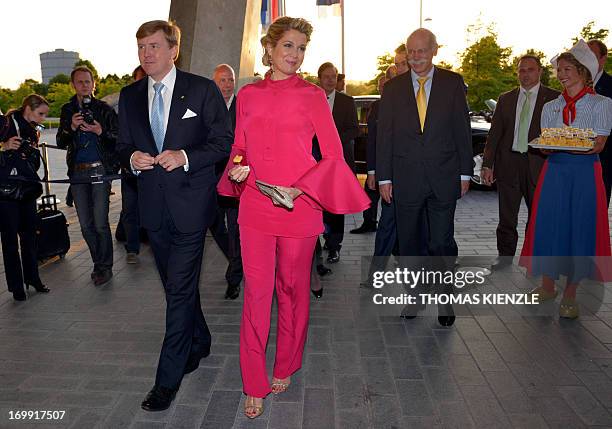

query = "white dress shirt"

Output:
[[131, 65, 189, 172], [326, 90, 336, 111], [511, 83, 540, 152], [226, 93, 235, 110]]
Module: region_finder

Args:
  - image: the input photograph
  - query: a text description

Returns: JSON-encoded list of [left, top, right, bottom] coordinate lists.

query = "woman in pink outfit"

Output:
[[217, 16, 369, 418]]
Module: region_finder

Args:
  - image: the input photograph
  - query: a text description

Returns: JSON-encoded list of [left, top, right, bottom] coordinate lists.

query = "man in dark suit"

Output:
[[377, 29, 472, 326], [588, 39, 612, 206], [317, 62, 359, 263], [211, 63, 243, 300], [117, 20, 232, 411], [481, 55, 560, 268]]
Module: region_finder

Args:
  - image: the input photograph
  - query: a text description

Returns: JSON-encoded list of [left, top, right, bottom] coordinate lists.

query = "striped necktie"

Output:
[[516, 91, 531, 153]]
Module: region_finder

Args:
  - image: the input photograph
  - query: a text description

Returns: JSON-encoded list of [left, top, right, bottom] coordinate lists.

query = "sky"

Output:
[[2, 0, 612, 89]]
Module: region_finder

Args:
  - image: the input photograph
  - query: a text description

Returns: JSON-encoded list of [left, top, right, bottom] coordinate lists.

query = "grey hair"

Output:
[[406, 28, 438, 49]]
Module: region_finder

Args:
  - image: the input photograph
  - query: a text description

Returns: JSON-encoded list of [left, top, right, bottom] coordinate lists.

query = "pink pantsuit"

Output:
[[218, 74, 369, 397]]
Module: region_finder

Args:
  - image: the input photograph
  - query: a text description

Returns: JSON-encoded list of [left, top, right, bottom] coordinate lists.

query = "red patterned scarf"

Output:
[[562, 85, 595, 125]]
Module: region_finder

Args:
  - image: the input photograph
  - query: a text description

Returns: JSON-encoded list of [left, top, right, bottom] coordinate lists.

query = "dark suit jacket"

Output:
[[312, 90, 358, 170], [376, 67, 473, 202], [482, 85, 560, 183], [333, 91, 359, 171], [596, 70, 612, 165], [366, 99, 380, 173], [117, 69, 232, 233]]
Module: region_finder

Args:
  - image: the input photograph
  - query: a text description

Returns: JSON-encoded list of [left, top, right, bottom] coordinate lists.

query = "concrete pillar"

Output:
[[169, 0, 261, 85]]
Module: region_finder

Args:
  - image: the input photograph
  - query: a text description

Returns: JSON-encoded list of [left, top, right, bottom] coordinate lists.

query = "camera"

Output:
[[16, 123, 44, 158], [17, 137, 36, 158], [80, 96, 95, 125]]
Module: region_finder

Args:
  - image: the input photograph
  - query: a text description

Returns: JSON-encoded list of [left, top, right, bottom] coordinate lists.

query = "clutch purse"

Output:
[[255, 180, 294, 209]]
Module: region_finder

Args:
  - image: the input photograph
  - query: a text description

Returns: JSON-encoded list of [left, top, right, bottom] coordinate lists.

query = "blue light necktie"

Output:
[[151, 82, 165, 153]]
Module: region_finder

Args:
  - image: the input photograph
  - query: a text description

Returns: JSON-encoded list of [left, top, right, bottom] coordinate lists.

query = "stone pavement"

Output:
[[1, 178, 612, 428]]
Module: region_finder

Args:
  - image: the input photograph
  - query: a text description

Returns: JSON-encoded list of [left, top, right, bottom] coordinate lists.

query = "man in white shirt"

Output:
[[481, 55, 560, 268], [117, 20, 232, 412]]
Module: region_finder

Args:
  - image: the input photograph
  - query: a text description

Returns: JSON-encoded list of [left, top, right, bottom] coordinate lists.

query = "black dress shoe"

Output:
[[327, 250, 340, 264], [141, 385, 177, 411], [400, 303, 424, 319], [93, 270, 113, 286], [438, 315, 456, 327], [184, 348, 211, 375], [350, 223, 377, 234], [26, 282, 50, 293], [224, 283, 241, 300], [491, 256, 513, 271], [316, 264, 332, 276], [311, 288, 323, 299], [12, 289, 27, 301]]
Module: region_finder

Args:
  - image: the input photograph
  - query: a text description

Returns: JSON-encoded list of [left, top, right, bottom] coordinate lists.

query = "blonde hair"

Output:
[[260, 17, 313, 67], [7, 94, 49, 117], [136, 20, 181, 60]]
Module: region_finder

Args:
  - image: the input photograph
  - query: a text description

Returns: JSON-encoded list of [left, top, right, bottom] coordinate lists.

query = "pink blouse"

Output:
[[217, 74, 370, 238]]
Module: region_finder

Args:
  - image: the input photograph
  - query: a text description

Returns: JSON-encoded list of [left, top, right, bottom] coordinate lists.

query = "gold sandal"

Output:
[[244, 396, 264, 419], [529, 286, 558, 302], [271, 377, 291, 394], [559, 297, 579, 319]]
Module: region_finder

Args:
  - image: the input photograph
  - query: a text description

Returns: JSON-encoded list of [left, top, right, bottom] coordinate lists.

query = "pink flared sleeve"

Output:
[[217, 96, 247, 198], [293, 90, 370, 214]]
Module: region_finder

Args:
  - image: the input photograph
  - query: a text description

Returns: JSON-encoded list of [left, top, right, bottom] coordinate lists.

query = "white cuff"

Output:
[[367, 170, 375, 175], [181, 149, 189, 172], [460, 175, 471, 181], [129, 153, 141, 176], [378, 180, 392, 185]]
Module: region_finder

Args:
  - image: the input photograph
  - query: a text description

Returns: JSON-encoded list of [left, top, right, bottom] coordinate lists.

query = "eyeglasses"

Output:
[[406, 48, 430, 56]]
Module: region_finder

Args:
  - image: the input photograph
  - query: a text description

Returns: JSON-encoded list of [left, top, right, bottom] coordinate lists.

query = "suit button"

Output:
[[158, 184, 163, 189]]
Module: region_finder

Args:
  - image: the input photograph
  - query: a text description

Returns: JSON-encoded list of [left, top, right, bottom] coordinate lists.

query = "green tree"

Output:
[[49, 74, 71, 86], [368, 53, 394, 90], [0, 87, 13, 113], [572, 21, 608, 44], [460, 30, 515, 110], [346, 82, 376, 96], [46, 83, 74, 117], [74, 59, 99, 82], [436, 61, 454, 71]]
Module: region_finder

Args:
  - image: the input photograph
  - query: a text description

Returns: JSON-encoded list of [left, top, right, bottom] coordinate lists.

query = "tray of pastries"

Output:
[[528, 127, 596, 151]]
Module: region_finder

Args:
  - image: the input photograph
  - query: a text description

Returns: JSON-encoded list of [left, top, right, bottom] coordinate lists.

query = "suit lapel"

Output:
[[163, 69, 189, 150], [528, 86, 545, 139], [402, 73, 421, 132], [423, 67, 442, 132], [505, 88, 519, 144], [332, 91, 341, 128]]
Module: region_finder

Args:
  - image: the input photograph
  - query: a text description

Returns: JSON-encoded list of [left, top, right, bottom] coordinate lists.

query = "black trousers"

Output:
[[208, 202, 243, 286], [148, 203, 211, 390], [362, 180, 379, 225], [0, 198, 41, 292], [496, 155, 537, 256], [395, 187, 457, 316], [323, 212, 344, 252]]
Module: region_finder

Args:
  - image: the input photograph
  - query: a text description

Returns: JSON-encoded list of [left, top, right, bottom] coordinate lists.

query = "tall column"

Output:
[[170, 0, 261, 85]]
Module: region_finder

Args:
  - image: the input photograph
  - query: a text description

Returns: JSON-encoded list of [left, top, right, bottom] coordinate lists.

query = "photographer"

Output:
[[0, 94, 50, 301], [57, 66, 119, 286]]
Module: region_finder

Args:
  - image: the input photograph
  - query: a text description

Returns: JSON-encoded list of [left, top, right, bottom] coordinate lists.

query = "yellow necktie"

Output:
[[416, 77, 429, 131]]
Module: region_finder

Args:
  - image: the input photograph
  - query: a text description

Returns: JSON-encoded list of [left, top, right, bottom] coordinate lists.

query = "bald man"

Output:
[[377, 28, 472, 326], [210, 64, 243, 300]]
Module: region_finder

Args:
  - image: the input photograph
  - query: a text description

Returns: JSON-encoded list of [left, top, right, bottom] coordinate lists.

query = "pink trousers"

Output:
[[239, 226, 317, 398]]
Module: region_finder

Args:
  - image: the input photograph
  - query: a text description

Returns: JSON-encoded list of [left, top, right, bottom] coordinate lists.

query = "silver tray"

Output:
[[528, 143, 592, 152]]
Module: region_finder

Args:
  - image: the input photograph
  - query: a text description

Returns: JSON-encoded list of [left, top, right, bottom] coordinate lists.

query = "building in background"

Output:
[[40, 49, 80, 84]]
